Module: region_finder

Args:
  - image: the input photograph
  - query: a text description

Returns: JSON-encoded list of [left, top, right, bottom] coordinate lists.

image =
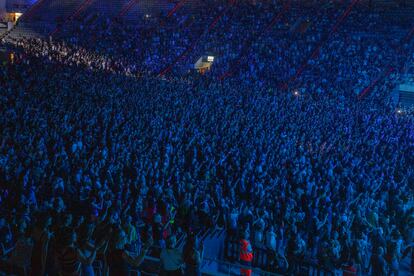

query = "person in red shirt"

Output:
[[240, 229, 253, 276]]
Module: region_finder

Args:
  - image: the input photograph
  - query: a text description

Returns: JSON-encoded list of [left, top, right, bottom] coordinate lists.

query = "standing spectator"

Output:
[[287, 232, 306, 274], [107, 229, 152, 276], [183, 234, 204, 276], [0, 222, 32, 275], [240, 228, 253, 276], [77, 223, 98, 276], [30, 213, 52, 276], [160, 235, 183, 276], [56, 227, 97, 276], [369, 247, 387, 276]]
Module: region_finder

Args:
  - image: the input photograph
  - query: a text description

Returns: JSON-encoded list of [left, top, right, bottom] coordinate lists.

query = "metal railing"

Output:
[[202, 256, 282, 276], [137, 255, 282, 276]]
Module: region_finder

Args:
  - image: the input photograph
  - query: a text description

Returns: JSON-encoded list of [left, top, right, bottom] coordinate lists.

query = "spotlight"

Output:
[[396, 108, 403, 114], [293, 90, 300, 97]]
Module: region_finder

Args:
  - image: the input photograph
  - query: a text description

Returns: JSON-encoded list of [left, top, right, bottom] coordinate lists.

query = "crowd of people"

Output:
[[1, 0, 414, 275]]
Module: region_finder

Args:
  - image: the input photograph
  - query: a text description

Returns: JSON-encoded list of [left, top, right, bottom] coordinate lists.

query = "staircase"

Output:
[[0, 27, 7, 38], [398, 85, 414, 107], [4, 22, 55, 42], [398, 46, 414, 106]]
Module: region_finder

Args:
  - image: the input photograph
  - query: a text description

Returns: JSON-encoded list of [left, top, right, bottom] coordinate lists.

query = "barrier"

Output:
[[224, 238, 356, 276]]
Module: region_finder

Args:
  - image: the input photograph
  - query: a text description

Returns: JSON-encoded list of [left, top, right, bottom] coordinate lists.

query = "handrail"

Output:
[[0, 23, 16, 41], [203, 256, 283, 276], [139, 255, 283, 276]]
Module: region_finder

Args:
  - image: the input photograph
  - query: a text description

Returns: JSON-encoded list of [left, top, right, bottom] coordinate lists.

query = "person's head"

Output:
[[64, 213, 73, 226], [17, 218, 28, 234], [54, 196, 65, 211], [109, 210, 119, 223], [166, 235, 177, 249], [114, 229, 127, 249], [124, 215, 132, 226], [243, 228, 250, 240], [4, 232, 12, 244], [377, 247, 384, 256], [153, 213, 162, 225]]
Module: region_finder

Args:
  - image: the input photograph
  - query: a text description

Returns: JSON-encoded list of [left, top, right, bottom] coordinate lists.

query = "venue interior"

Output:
[[0, 0, 414, 275]]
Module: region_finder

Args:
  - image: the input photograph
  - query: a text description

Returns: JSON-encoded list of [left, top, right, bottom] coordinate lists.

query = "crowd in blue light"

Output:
[[0, 1, 414, 275]]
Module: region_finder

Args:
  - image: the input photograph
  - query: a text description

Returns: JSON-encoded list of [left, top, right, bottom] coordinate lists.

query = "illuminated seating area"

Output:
[[0, 1, 414, 276]]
